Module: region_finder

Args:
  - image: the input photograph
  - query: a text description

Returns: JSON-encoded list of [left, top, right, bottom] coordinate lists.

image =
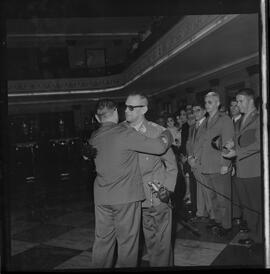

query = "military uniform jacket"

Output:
[[89, 122, 170, 205], [129, 119, 178, 207], [200, 111, 234, 174], [186, 118, 207, 167], [234, 110, 260, 178]]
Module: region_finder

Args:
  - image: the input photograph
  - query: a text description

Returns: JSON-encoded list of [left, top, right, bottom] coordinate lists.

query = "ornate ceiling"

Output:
[[4, 0, 260, 106]]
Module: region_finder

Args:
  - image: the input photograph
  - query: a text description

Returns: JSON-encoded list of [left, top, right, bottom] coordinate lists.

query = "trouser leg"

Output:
[[236, 177, 262, 243], [232, 175, 243, 219], [212, 173, 232, 229], [201, 174, 217, 220], [115, 201, 141, 268], [92, 205, 116, 268], [142, 203, 173, 267], [193, 168, 207, 217], [189, 172, 197, 215]]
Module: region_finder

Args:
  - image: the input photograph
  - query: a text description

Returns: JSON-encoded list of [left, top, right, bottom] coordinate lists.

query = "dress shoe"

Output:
[[206, 219, 218, 230], [232, 217, 243, 225], [239, 223, 250, 233], [189, 216, 207, 223], [239, 227, 250, 233], [238, 238, 254, 245], [211, 225, 231, 237]]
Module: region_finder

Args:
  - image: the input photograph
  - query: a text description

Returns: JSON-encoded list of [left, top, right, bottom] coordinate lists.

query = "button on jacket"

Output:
[[234, 110, 260, 178], [89, 122, 171, 205], [186, 118, 207, 166], [127, 119, 178, 207], [200, 112, 234, 174]]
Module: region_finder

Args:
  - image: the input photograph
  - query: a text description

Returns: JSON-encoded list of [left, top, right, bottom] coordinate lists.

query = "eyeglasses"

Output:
[[125, 105, 145, 111]]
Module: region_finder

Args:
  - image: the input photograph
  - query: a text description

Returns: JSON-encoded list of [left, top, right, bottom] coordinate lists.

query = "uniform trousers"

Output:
[[232, 175, 243, 219], [142, 202, 173, 267], [192, 167, 215, 219], [202, 173, 232, 229], [235, 177, 262, 243], [92, 201, 141, 268]]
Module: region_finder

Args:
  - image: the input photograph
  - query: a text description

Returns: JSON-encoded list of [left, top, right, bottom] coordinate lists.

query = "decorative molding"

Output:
[[151, 52, 259, 97], [8, 76, 123, 94], [8, 14, 240, 99]]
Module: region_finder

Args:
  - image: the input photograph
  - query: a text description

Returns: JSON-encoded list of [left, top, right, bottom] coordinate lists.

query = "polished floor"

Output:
[[3, 181, 265, 271]]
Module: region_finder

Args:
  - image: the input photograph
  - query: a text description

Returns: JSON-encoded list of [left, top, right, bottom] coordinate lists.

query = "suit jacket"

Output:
[[200, 111, 234, 174], [235, 110, 260, 178], [180, 122, 189, 155], [186, 118, 207, 168], [131, 118, 178, 207], [90, 122, 171, 205]]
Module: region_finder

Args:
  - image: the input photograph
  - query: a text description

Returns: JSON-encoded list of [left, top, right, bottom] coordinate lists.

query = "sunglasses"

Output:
[[125, 105, 145, 111]]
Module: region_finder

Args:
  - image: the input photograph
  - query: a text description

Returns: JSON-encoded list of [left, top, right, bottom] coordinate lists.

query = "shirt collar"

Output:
[[233, 114, 241, 122], [131, 119, 144, 131], [198, 117, 206, 126]]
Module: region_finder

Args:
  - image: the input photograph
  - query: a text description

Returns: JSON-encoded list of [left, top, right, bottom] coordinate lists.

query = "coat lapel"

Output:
[[206, 111, 220, 130], [239, 110, 258, 133]]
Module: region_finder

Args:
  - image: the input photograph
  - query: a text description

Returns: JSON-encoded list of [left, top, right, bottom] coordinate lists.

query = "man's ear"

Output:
[[95, 114, 101, 123], [142, 106, 148, 115]]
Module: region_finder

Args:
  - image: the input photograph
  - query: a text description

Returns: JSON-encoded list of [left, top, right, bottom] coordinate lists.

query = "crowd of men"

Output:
[[84, 88, 262, 268]]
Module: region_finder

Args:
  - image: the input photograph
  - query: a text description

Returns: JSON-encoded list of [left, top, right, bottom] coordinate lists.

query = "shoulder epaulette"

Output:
[[147, 121, 166, 131]]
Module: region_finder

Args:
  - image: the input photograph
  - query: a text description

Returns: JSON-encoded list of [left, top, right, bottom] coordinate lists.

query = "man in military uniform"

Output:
[[222, 88, 262, 244], [124, 93, 178, 267], [89, 99, 173, 268], [200, 91, 234, 236]]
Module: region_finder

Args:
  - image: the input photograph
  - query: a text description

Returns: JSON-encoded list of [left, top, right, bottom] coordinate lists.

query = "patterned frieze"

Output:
[[8, 15, 238, 95]]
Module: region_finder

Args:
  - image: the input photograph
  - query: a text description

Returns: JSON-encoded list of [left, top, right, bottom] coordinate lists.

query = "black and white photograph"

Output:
[[0, 0, 269, 271]]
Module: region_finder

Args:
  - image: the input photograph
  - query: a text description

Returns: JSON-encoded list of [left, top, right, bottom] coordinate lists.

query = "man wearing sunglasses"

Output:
[[124, 93, 178, 267], [89, 99, 173, 268]]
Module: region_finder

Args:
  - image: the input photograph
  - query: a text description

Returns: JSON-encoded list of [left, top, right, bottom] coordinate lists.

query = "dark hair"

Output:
[[236, 88, 255, 99], [175, 107, 186, 117], [166, 114, 176, 123], [96, 99, 117, 121], [192, 100, 205, 109], [230, 97, 237, 104]]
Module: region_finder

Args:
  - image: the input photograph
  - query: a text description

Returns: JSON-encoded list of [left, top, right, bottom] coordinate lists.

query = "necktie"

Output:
[[194, 123, 199, 139]]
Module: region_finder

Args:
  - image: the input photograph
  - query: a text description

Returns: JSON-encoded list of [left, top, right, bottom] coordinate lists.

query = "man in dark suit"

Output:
[[125, 93, 177, 267], [89, 99, 173, 268], [186, 101, 214, 221], [222, 88, 262, 244], [200, 91, 234, 236], [229, 98, 243, 223]]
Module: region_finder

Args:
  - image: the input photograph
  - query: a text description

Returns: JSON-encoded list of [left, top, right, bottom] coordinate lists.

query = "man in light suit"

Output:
[[200, 91, 234, 236], [222, 88, 262, 244], [186, 101, 215, 222], [89, 99, 173, 268], [124, 93, 178, 267]]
